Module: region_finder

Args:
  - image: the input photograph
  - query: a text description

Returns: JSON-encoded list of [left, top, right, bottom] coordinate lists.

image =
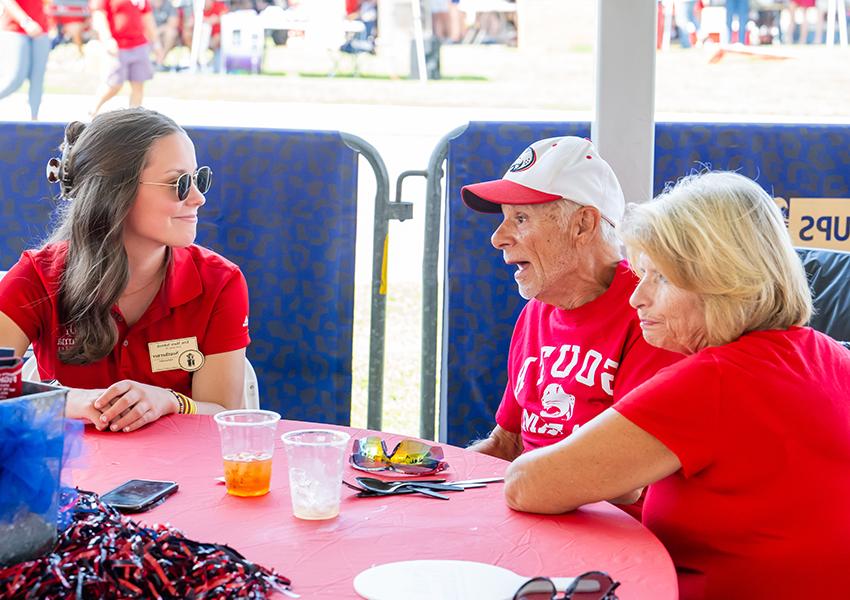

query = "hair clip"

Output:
[[46, 157, 61, 183]]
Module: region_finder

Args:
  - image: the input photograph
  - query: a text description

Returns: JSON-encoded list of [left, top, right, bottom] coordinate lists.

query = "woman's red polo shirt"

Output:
[[0, 242, 250, 396]]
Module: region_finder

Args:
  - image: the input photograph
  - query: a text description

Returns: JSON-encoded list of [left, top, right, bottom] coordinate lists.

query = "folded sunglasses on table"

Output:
[[514, 570, 620, 600], [349, 436, 449, 475]]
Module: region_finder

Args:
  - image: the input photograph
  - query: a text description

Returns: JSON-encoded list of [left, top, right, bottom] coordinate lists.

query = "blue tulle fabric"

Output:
[[0, 395, 81, 522]]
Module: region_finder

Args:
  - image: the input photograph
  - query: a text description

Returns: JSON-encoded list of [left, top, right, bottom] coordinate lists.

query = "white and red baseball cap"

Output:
[[461, 136, 625, 228]]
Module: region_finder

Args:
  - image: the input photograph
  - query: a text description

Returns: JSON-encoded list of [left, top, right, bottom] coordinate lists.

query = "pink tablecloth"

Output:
[[70, 415, 677, 599]]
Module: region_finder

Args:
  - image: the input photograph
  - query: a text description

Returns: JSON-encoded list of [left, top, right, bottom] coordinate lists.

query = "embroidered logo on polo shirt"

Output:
[[242, 315, 249, 328], [57, 325, 77, 349]]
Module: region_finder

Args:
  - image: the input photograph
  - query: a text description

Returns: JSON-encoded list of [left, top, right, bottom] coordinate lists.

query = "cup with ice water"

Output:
[[214, 409, 281, 497], [281, 429, 351, 520]]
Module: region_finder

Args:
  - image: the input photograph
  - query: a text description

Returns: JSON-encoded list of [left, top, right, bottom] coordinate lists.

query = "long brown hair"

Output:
[[49, 108, 183, 364]]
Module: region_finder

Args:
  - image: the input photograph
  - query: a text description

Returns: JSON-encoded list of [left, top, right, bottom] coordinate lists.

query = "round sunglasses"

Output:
[[141, 166, 212, 201]]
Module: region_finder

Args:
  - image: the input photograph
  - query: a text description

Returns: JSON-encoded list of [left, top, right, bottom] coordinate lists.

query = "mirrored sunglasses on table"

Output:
[[350, 436, 448, 475], [141, 166, 212, 201], [514, 571, 620, 600]]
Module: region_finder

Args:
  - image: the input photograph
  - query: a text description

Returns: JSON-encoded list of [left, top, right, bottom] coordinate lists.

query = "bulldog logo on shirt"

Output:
[[539, 383, 575, 420], [517, 343, 620, 440]]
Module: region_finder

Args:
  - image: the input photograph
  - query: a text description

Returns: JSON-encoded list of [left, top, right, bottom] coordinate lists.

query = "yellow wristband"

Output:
[[171, 390, 197, 415]]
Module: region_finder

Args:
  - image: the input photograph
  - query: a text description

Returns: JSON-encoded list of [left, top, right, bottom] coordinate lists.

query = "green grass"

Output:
[[350, 281, 425, 437]]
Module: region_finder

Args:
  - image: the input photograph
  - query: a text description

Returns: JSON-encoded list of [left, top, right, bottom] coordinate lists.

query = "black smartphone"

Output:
[[100, 479, 178, 513]]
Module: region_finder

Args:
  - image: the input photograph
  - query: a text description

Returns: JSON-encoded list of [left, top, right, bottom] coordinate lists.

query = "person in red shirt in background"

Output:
[[178, 0, 226, 71], [48, 2, 89, 56], [202, 0, 226, 66], [504, 171, 850, 599], [0, 0, 50, 119], [89, 0, 164, 114], [0, 108, 250, 432], [461, 137, 680, 520]]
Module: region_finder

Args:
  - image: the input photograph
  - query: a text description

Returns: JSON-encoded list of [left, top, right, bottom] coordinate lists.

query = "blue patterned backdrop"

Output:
[[443, 121, 850, 445], [4, 120, 849, 439], [0, 122, 358, 425]]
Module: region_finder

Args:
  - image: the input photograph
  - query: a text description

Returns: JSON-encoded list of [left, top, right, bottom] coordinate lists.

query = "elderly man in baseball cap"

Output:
[[464, 137, 678, 476]]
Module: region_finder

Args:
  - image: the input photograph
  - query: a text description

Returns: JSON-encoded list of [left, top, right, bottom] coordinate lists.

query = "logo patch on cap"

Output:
[[509, 147, 536, 172]]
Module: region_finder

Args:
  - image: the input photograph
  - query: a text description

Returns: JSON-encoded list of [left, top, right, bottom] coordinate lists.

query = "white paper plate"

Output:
[[353, 560, 589, 600]]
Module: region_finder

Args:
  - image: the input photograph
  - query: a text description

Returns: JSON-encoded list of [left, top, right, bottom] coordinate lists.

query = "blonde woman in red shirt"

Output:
[[504, 171, 850, 599]]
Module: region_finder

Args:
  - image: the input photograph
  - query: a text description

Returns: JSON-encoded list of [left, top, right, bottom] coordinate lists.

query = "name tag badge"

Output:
[[148, 337, 206, 373]]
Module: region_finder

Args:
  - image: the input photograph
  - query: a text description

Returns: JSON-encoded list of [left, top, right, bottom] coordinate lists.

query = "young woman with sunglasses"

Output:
[[0, 108, 250, 432]]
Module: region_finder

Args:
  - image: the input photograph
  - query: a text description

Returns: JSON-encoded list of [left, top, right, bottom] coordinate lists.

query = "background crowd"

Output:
[[665, 0, 848, 47], [4, 0, 850, 121]]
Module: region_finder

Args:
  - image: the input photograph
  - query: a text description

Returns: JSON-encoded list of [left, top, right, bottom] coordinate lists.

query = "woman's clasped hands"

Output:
[[67, 380, 179, 433]]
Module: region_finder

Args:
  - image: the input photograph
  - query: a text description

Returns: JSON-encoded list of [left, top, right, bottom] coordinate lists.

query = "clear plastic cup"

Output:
[[281, 429, 351, 520], [214, 409, 281, 497]]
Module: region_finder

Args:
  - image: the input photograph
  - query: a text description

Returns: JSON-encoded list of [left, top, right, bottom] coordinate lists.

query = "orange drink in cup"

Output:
[[222, 452, 274, 497], [214, 409, 281, 497]]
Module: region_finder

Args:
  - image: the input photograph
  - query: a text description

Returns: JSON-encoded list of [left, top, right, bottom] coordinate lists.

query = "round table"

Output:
[[71, 415, 677, 599]]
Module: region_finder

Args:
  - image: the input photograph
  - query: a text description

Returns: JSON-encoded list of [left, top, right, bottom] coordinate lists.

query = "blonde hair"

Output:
[[620, 171, 812, 346]]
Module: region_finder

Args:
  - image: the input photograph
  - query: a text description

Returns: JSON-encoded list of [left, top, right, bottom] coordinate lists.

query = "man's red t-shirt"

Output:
[[1, 0, 48, 35], [0, 243, 250, 396], [615, 327, 850, 599], [90, 0, 151, 49], [496, 260, 680, 451]]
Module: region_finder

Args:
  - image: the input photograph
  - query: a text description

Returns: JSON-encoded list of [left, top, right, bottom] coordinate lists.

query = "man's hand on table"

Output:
[[93, 380, 180, 433], [468, 425, 524, 462]]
